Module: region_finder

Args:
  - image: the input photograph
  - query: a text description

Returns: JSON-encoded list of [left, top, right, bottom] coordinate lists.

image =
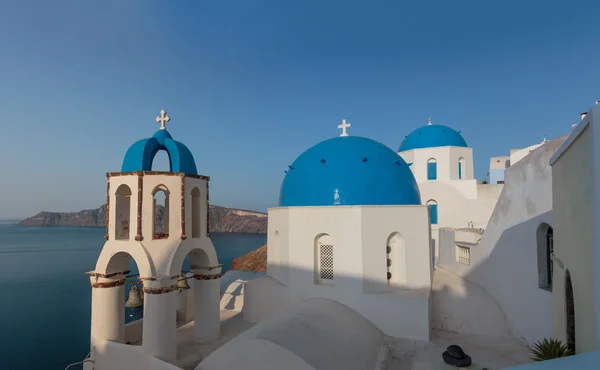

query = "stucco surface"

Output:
[[197, 298, 384, 370], [438, 134, 568, 344]]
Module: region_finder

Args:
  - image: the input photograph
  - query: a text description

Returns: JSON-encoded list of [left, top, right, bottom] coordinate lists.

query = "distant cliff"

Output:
[[18, 204, 267, 234], [230, 244, 267, 272]]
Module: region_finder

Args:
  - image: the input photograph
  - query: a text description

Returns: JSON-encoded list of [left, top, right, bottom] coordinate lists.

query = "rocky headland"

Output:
[[230, 244, 267, 272], [18, 204, 267, 234]]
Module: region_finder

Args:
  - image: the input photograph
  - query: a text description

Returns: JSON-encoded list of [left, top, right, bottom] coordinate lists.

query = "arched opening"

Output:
[[115, 184, 132, 240], [536, 223, 554, 290], [191, 187, 201, 238], [427, 158, 437, 180], [458, 157, 465, 180], [427, 200, 438, 225], [315, 234, 334, 285], [152, 185, 170, 239], [273, 231, 281, 274], [386, 232, 407, 287], [98, 251, 144, 345], [151, 149, 172, 172], [565, 270, 575, 353], [176, 248, 212, 325]]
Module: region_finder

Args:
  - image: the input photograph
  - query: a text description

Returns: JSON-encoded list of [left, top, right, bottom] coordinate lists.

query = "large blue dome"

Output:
[[398, 124, 467, 152], [121, 129, 198, 175], [279, 136, 421, 207]]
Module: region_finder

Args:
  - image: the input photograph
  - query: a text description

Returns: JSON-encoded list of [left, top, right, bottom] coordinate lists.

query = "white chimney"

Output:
[[581, 112, 588, 121]]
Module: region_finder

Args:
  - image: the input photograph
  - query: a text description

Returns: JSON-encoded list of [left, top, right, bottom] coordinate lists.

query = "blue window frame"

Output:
[[427, 160, 437, 180], [428, 202, 438, 225], [458, 161, 463, 179]]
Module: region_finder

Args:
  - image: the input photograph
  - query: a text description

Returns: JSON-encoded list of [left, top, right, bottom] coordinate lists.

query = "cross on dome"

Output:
[[428, 117, 433, 125], [156, 109, 171, 130], [338, 119, 351, 137]]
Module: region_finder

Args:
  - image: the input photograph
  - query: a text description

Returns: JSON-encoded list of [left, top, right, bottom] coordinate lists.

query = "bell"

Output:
[[125, 284, 143, 308], [177, 273, 190, 290]]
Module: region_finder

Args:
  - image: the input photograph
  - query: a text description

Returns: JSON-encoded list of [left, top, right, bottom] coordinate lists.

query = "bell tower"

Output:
[[86, 110, 222, 366]]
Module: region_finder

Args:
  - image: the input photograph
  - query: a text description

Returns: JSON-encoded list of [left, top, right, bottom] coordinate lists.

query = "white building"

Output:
[[243, 121, 434, 341], [85, 110, 223, 369], [397, 118, 503, 261], [489, 139, 549, 184]]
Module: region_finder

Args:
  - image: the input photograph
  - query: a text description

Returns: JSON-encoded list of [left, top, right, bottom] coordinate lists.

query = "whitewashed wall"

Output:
[[246, 205, 433, 341], [551, 113, 597, 354], [438, 135, 567, 344], [399, 146, 474, 183]]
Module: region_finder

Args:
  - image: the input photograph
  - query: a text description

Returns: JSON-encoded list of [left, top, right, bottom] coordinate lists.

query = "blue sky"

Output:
[[0, 0, 599, 219]]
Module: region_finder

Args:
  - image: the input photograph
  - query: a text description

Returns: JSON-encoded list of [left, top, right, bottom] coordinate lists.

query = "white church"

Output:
[[82, 103, 600, 370]]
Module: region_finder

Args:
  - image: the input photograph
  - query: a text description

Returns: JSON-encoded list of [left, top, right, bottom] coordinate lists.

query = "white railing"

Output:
[[456, 245, 471, 265]]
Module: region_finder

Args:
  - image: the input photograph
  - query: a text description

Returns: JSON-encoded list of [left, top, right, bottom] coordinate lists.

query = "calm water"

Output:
[[0, 224, 265, 370]]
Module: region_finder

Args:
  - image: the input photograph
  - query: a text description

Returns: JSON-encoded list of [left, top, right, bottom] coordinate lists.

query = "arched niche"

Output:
[[536, 223, 553, 290], [386, 232, 407, 287]]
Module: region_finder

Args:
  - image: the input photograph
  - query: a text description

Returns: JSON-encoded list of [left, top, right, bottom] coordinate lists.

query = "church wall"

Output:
[[442, 136, 567, 344], [551, 122, 596, 353], [360, 205, 431, 292], [401, 146, 474, 184], [247, 205, 432, 340], [267, 207, 290, 286]]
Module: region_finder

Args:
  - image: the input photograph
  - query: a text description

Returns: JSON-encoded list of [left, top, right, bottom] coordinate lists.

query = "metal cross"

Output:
[[156, 109, 171, 130], [428, 117, 432, 125], [338, 119, 351, 137]]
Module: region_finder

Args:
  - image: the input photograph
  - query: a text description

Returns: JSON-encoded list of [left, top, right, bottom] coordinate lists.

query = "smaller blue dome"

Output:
[[279, 136, 421, 207], [399, 124, 467, 152], [121, 129, 198, 174]]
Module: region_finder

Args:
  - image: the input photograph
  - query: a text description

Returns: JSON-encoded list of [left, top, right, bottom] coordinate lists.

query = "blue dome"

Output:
[[279, 136, 421, 207], [121, 129, 198, 175], [398, 124, 467, 152]]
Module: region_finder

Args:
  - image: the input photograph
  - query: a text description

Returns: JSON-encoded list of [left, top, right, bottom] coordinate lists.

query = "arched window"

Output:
[[115, 184, 132, 240], [191, 187, 201, 238], [386, 232, 406, 287], [427, 158, 437, 180], [458, 157, 465, 180], [537, 223, 553, 290], [152, 185, 170, 239], [427, 200, 438, 225], [315, 234, 334, 284]]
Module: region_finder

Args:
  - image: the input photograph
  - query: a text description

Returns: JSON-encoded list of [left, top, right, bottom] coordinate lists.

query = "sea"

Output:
[[0, 223, 266, 370]]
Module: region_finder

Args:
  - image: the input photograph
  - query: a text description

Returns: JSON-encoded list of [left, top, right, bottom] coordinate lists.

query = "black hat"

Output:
[[442, 345, 472, 367]]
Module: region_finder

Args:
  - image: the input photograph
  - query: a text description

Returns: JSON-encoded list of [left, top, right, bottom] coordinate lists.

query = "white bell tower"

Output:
[[85, 110, 222, 366]]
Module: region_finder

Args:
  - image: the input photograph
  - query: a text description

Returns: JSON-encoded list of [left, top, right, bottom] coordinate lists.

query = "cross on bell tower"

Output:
[[338, 119, 351, 137], [156, 109, 171, 130]]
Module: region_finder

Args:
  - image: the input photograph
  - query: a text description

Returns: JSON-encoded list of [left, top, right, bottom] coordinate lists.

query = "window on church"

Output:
[[536, 223, 553, 291], [427, 200, 438, 225], [152, 185, 170, 239], [458, 157, 465, 180], [427, 159, 437, 180], [115, 184, 132, 240], [386, 244, 392, 284], [386, 232, 407, 287], [315, 234, 334, 284], [191, 187, 201, 238]]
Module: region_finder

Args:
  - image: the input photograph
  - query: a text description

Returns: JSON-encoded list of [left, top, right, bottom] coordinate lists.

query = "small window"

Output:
[[458, 157, 465, 180], [315, 234, 334, 284], [427, 159, 437, 180], [427, 200, 438, 225]]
